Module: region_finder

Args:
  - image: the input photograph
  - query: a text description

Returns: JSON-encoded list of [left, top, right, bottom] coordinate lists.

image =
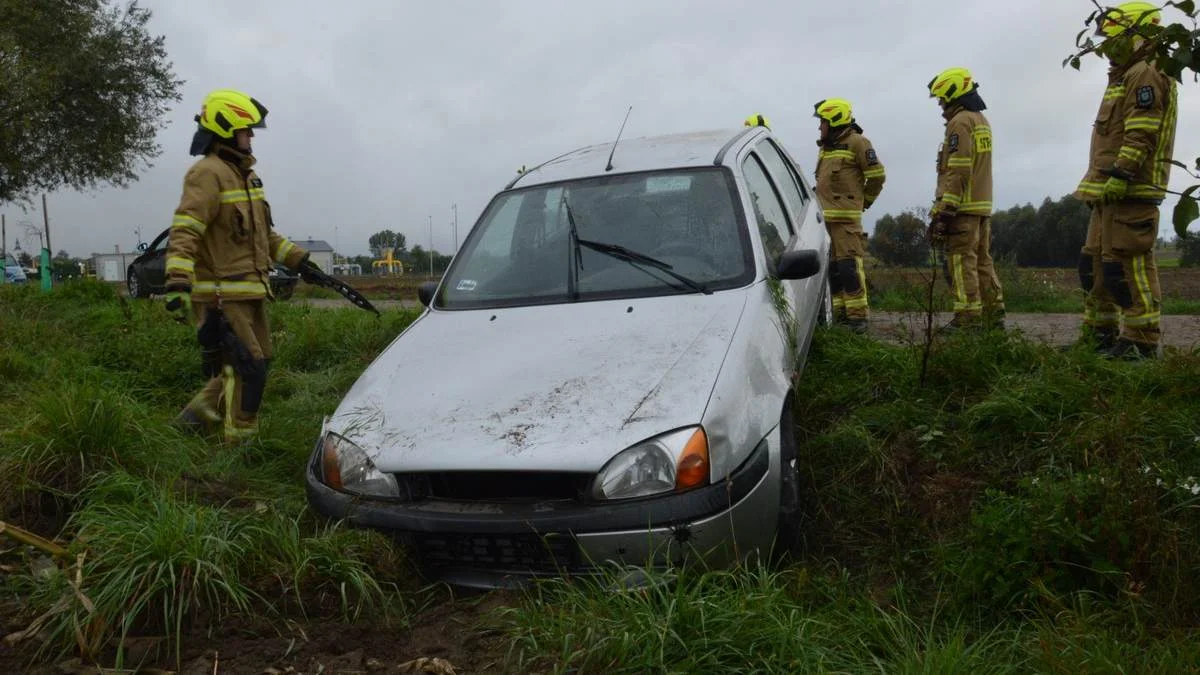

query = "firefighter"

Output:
[[164, 89, 310, 443], [1071, 1, 1176, 359], [813, 98, 885, 334], [744, 113, 771, 129], [927, 68, 1005, 331]]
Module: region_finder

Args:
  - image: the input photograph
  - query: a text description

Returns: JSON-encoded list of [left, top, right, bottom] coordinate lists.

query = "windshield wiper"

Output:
[[563, 196, 584, 301], [576, 238, 712, 295]]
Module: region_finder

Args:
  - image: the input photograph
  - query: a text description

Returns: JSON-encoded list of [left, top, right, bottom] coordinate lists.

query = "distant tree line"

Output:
[[869, 195, 1195, 268]]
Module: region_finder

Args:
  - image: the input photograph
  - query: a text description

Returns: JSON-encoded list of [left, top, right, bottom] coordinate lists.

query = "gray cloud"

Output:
[[12, 0, 1200, 259]]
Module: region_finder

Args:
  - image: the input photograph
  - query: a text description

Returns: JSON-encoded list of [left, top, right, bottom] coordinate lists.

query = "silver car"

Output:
[[306, 126, 832, 588]]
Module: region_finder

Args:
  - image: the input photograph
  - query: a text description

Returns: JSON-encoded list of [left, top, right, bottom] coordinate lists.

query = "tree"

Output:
[[1065, 1, 1200, 238], [869, 209, 932, 267], [0, 1, 183, 204], [368, 230, 407, 258], [989, 195, 1090, 267], [1181, 234, 1200, 266], [17, 251, 32, 268]]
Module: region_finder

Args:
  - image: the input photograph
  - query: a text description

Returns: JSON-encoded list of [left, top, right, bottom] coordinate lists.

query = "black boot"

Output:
[[846, 318, 869, 335], [1061, 326, 1118, 353], [1101, 338, 1159, 361]]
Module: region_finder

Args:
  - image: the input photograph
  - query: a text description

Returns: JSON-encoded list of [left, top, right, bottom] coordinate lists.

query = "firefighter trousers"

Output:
[[182, 299, 272, 443], [1079, 202, 1162, 346], [939, 215, 1005, 324], [827, 220, 869, 321]]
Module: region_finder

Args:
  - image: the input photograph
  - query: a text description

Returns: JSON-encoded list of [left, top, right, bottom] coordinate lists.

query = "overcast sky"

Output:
[[6, 0, 1200, 259]]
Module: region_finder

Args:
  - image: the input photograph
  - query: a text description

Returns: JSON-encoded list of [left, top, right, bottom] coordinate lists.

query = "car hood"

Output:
[[327, 291, 748, 473]]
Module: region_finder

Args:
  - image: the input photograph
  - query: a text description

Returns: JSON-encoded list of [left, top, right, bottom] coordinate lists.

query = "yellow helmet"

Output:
[[813, 98, 853, 127], [1096, 1, 1161, 37], [195, 89, 268, 139], [743, 113, 771, 129], [927, 67, 976, 103]]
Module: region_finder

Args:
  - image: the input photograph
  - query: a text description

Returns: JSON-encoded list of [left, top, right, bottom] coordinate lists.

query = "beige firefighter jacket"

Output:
[[814, 125, 886, 224], [165, 146, 308, 302], [934, 106, 993, 217], [1074, 59, 1178, 204]]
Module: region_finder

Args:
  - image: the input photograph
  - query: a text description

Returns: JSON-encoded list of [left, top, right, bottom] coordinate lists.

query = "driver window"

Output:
[[741, 154, 792, 269]]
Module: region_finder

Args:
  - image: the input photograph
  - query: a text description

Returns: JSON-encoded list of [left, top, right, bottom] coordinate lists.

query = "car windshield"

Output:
[[4, 254, 17, 267], [436, 168, 753, 309]]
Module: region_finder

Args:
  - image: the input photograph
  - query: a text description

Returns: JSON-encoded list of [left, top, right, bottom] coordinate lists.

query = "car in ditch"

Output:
[[125, 227, 300, 300], [306, 126, 833, 588]]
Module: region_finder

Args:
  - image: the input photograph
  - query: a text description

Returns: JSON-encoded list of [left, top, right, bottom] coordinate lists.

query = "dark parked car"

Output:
[[126, 228, 299, 300]]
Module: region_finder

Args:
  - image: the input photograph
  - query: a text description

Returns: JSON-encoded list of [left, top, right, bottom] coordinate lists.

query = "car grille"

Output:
[[409, 471, 594, 503], [412, 532, 582, 572]]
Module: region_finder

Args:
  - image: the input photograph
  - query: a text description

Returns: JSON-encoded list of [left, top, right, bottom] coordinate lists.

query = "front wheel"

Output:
[[773, 399, 805, 562], [127, 268, 147, 298], [816, 275, 833, 327]]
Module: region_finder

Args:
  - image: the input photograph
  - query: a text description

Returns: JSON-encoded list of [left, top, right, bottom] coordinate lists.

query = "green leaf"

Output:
[[1172, 188, 1200, 239], [1171, 0, 1196, 15]]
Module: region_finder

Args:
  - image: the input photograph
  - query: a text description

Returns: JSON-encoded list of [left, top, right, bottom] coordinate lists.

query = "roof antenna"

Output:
[[605, 106, 633, 172]]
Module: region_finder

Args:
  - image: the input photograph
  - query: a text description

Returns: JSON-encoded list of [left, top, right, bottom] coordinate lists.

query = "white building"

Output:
[[293, 239, 335, 272], [92, 252, 140, 282]]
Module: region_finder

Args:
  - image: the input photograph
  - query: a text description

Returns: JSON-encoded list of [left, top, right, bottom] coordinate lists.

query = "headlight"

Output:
[[319, 432, 400, 498], [591, 427, 709, 501]]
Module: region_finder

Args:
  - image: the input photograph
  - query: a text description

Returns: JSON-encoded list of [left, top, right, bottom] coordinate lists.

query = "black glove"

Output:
[[298, 256, 323, 284]]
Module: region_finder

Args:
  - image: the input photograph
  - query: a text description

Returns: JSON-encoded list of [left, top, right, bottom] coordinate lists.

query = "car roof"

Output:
[[507, 127, 766, 190]]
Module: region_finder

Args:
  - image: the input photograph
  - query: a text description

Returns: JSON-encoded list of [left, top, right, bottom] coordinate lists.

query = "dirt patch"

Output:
[[871, 311, 1200, 350], [0, 589, 519, 675]]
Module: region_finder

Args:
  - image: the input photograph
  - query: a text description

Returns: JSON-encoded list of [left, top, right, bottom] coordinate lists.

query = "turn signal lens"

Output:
[[675, 427, 709, 491], [321, 436, 343, 489]]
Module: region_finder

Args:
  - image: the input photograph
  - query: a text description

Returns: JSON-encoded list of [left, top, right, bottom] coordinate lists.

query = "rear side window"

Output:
[[755, 140, 809, 221], [741, 154, 793, 267]]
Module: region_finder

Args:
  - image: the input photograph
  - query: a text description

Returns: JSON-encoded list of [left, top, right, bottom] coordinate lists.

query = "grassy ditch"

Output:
[[5, 280, 1200, 671], [0, 280, 420, 666], [499, 328, 1200, 673]]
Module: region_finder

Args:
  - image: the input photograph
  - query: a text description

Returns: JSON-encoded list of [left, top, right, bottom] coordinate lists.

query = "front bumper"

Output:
[[305, 438, 775, 587]]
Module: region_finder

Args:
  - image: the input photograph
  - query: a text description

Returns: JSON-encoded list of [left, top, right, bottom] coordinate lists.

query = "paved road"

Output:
[[298, 299, 1200, 350]]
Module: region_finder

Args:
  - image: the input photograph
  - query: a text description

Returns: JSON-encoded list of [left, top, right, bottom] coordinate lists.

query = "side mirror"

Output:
[[137, 242, 148, 252], [776, 249, 822, 280], [417, 281, 438, 307]]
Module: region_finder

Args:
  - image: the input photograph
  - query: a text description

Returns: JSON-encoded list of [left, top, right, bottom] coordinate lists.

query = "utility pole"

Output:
[[1, 213, 6, 285], [40, 194, 51, 291], [42, 194, 51, 254], [428, 215, 434, 278]]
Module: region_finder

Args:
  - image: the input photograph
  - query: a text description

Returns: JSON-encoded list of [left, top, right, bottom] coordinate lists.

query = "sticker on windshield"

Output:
[[644, 175, 693, 193], [456, 279, 477, 292]]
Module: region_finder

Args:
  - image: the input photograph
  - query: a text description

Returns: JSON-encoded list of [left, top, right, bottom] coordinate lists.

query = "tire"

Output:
[[816, 276, 833, 327], [127, 268, 147, 299], [773, 398, 805, 562]]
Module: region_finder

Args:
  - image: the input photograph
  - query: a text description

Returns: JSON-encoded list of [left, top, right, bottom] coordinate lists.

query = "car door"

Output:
[[753, 137, 829, 330], [739, 148, 806, 343], [143, 229, 170, 292]]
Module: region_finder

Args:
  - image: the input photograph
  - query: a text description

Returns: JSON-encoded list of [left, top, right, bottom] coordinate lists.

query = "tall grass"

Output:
[[497, 324, 1200, 671], [0, 279, 422, 663]]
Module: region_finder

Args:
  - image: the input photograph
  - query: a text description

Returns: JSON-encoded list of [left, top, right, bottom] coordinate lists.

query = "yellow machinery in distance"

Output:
[[372, 247, 405, 276]]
